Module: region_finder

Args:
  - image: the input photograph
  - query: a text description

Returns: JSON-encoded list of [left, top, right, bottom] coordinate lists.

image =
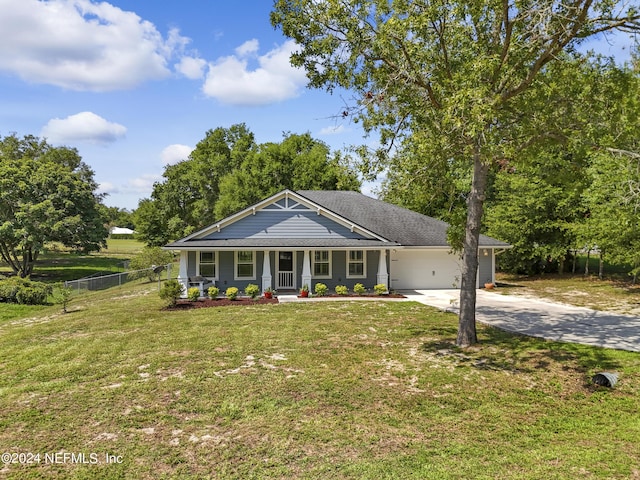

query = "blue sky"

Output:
[[0, 1, 636, 211], [0, 0, 367, 210]]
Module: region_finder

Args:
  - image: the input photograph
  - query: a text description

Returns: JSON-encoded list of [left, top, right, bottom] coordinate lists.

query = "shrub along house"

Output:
[[164, 189, 509, 296]]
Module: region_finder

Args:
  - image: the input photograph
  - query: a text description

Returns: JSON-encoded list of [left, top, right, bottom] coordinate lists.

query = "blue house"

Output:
[[164, 189, 509, 296]]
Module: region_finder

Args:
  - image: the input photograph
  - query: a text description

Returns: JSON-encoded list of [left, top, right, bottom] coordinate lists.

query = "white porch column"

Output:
[[301, 250, 312, 290], [261, 250, 272, 292], [178, 251, 189, 297], [376, 249, 389, 291]]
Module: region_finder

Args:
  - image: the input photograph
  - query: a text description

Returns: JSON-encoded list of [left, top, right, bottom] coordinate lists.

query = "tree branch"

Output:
[[501, 1, 599, 101], [492, 0, 513, 85], [605, 147, 640, 160]]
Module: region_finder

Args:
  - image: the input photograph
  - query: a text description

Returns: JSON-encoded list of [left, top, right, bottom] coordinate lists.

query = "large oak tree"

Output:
[[272, 0, 640, 346], [135, 125, 360, 245], [0, 134, 107, 277]]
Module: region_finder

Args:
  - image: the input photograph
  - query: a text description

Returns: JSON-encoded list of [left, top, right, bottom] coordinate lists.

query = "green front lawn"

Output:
[[1, 284, 638, 479]]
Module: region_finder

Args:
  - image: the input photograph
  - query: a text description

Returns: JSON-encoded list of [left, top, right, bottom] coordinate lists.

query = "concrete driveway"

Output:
[[402, 289, 640, 352]]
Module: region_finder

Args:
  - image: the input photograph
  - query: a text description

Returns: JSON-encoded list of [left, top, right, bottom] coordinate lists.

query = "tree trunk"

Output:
[[20, 247, 36, 278], [584, 249, 590, 276], [0, 242, 37, 278], [0, 242, 20, 276], [598, 251, 604, 279], [457, 146, 489, 348]]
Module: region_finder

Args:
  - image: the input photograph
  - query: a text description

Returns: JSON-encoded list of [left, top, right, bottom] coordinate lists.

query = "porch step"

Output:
[[276, 295, 301, 303]]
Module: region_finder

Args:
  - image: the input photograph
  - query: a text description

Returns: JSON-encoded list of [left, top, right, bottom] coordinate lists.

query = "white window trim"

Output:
[[312, 250, 332, 279], [346, 250, 367, 279], [235, 250, 256, 280], [197, 251, 218, 280]]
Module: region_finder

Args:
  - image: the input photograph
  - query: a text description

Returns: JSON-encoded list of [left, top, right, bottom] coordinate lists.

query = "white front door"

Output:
[[277, 251, 295, 289]]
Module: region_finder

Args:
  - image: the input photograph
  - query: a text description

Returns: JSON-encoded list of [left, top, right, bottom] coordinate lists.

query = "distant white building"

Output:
[[110, 227, 135, 235]]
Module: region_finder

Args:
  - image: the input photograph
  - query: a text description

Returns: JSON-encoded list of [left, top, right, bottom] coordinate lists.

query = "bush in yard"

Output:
[[353, 283, 366, 295], [208, 286, 219, 299], [0, 277, 52, 305], [314, 283, 328, 297], [56, 282, 73, 313], [159, 280, 184, 307], [0, 277, 20, 302], [16, 285, 52, 305], [335, 285, 348, 295], [245, 283, 260, 299], [226, 287, 239, 300], [187, 287, 201, 301], [374, 284, 387, 295]]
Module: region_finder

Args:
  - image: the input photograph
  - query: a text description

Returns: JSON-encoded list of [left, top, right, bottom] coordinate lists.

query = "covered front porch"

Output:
[[176, 248, 390, 297]]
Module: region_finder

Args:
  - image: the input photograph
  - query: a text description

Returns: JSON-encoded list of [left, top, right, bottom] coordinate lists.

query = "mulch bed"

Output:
[[301, 293, 406, 299], [163, 293, 406, 310], [164, 297, 279, 310]]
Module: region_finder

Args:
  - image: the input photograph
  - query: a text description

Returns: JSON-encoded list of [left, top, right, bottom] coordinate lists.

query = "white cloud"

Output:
[[0, 0, 190, 91], [97, 174, 161, 197], [235, 39, 259, 57], [41, 111, 127, 145], [175, 57, 207, 80], [97, 181, 118, 195], [161, 144, 194, 165], [202, 39, 308, 106], [127, 174, 161, 193], [319, 124, 346, 136], [360, 180, 381, 198]]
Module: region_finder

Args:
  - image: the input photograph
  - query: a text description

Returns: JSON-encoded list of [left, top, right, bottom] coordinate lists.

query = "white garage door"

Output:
[[390, 249, 462, 290]]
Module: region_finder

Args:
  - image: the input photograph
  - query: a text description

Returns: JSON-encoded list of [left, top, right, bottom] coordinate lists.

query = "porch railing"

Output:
[[278, 271, 294, 289]]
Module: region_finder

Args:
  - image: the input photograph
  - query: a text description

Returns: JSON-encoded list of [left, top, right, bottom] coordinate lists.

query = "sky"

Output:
[[0, 0, 637, 211]]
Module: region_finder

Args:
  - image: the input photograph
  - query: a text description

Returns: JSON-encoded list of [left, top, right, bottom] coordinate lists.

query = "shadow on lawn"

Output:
[[27, 254, 128, 283], [419, 324, 623, 385]]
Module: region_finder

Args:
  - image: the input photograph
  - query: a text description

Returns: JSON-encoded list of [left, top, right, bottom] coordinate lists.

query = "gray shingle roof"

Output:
[[296, 190, 509, 248], [164, 238, 399, 249], [164, 189, 509, 249]]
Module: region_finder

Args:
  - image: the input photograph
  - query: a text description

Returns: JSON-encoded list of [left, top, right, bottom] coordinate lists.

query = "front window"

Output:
[[235, 251, 255, 279], [199, 251, 216, 278], [313, 250, 331, 278], [347, 250, 366, 278]]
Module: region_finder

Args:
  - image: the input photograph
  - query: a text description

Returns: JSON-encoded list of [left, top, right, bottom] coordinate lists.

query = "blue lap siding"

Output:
[[188, 249, 386, 294]]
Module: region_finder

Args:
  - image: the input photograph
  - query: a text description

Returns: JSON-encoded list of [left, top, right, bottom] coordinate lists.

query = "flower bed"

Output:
[[297, 293, 406, 299], [165, 297, 279, 310]]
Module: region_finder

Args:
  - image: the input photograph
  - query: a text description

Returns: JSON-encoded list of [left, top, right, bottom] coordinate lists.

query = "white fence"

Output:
[[65, 264, 172, 293]]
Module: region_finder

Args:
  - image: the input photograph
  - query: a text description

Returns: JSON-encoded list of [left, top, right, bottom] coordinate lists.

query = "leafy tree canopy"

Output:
[[271, 0, 640, 346], [382, 54, 640, 276], [0, 134, 108, 277], [135, 125, 360, 245], [101, 205, 134, 231]]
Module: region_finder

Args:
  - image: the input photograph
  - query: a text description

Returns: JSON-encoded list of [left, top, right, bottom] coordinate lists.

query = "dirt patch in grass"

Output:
[[164, 297, 279, 310], [495, 273, 640, 314]]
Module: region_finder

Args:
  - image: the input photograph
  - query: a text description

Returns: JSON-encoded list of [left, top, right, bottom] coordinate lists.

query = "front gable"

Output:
[[186, 190, 388, 243], [200, 210, 368, 240]]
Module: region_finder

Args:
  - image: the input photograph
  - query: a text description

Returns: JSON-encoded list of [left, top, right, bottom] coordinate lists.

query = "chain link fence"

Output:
[[64, 264, 172, 293]]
